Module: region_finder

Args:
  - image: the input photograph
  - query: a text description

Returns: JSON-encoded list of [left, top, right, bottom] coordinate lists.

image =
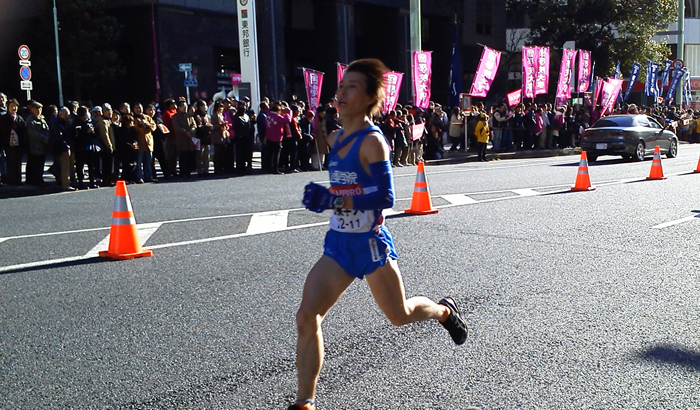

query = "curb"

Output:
[[425, 147, 583, 166]]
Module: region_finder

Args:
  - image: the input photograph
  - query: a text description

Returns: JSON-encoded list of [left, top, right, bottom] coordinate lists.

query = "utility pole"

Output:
[[410, 0, 421, 101], [53, 0, 64, 107], [676, 0, 685, 106]]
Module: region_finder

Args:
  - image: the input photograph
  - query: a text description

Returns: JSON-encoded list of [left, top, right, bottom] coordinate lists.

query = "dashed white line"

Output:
[[652, 215, 698, 229]]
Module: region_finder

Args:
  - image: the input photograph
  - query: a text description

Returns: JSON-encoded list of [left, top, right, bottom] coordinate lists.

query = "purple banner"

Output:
[[469, 47, 501, 98], [413, 51, 432, 109], [556, 49, 577, 98], [577, 50, 592, 93]]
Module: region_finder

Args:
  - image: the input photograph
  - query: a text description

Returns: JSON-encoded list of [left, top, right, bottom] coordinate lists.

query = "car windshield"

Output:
[[592, 117, 636, 128]]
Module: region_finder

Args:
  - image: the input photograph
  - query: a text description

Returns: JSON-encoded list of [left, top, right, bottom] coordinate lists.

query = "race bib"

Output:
[[329, 209, 375, 233]]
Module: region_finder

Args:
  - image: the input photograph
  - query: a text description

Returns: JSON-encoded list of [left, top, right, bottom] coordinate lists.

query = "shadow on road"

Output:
[[637, 344, 700, 372], [0, 256, 110, 276]]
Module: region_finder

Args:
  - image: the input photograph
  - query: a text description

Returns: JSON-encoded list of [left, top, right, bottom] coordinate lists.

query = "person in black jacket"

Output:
[[49, 107, 76, 191], [115, 115, 138, 183], [233, 100, 254, 176], [73, 106, 100, 189], [297, 110, 314, 172], [0, 98, 26, 186]]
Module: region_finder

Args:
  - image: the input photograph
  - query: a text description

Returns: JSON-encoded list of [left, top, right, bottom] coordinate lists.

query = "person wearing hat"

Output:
[[475, 111, 490, 162], [25, 101, 50, 185]]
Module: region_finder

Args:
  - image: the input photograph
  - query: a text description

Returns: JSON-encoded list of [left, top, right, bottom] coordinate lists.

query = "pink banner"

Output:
[[556, 49, 577, 98], [411, 122, 425, 141], [577, 50, 592, 93], [303, 68, 324, 112], [469, 46, 501, 98], [534, 47, 550, 96], [413, 51, 432, 109], [592, 77, 604, 108], [383, 71, 403, 113], [522, 46, 537, 99], [507, 89, 522, 107], [600, 78, 623, 115], [337, 63, 347, 89]]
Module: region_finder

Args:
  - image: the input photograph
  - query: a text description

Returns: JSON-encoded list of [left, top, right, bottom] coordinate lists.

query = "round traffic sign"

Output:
[[672, 59, 684, 70], [18, 45, 30, 60], [19, 66, 32, 81]]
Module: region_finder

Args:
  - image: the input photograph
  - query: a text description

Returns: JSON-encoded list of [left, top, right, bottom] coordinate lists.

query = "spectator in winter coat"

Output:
[[94, 105, 116, 186], [0, 98, 26, 186], [48, 107, 75, 191], [25, 101, 50, 186], [172, 100, 197, 178], [133, 103, 157, 183], [475, 112, 490, 162], [265, 103, 292, 174]]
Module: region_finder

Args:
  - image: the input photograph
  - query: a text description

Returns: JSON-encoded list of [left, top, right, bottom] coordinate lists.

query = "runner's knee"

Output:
[[296, 308, 322, 333]]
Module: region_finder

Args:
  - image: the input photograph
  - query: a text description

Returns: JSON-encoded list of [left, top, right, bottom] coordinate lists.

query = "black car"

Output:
[[580, 115, 678, 162]]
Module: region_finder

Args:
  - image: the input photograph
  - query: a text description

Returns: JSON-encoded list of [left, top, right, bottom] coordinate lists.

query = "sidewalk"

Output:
[[0, 146, 582, 198]]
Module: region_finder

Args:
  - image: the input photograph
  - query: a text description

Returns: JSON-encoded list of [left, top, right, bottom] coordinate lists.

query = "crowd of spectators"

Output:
[[1, 89, 699, 192]]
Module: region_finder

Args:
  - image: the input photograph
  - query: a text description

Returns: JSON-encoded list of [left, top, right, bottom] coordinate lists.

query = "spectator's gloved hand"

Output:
[[302, 182, 337, 213]]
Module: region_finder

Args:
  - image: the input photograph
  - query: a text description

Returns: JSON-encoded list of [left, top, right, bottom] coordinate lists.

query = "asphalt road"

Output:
[[2, 146, 700, 409]]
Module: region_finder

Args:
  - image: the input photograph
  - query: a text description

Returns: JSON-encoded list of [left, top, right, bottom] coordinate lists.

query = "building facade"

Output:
[[0, 0, 506, 107]]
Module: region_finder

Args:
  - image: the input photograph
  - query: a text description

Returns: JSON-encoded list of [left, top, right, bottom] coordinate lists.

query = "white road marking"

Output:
[[512, 189, 540, 197], [652, 215, 698, 229], [442, 194, 478, 205], [245, 210, 289, 234], [83, 223, 163, 257]]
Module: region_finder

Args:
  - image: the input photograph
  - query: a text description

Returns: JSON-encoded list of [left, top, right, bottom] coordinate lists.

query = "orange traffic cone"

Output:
[[571, 151, 596, 191], [694, 153, 700, 173], [646, 145, 666, 180], [405, 162, 439, 215], [99, 181, 153, 260]]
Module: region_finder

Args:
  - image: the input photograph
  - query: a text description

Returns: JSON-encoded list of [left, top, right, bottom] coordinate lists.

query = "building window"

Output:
[[476, 1, 493, 35]]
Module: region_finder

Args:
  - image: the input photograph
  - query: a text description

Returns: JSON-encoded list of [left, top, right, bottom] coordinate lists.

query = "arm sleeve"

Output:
[[351, 160, 395, 210]]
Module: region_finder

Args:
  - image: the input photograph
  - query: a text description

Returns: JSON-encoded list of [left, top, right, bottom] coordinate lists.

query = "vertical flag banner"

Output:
[[645, 61, 660, 98], [659, 60, 672, 92], [303, 69, 324, 112], [522, 46, 537, 99], [337, 63, 347, 89], [448, 25, 463, 108], [600, 78, 623, 115], [683, 69, 692, 107], [534, 47, 550, 96], [507, 89, 522, 107], [593, 77, 604, 108], [236, 0, 261, 114], [383, 71, 404, 113], [556, 49, 577, 99], [667, 67, 686, 101], [613, 61, 622, 79], [624, 62, 641, 101], [413, 51, 432, 109], [469, 46, 501, 98], [577, 50, 592, 93]]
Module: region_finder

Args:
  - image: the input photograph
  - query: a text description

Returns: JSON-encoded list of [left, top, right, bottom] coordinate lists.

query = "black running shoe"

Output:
[[438, 297, 469, 345]]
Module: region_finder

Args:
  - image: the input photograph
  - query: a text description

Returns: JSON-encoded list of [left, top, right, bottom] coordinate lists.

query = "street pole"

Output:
[[53, 0, 64, 107], [676, 0, 685, 106], [410, 0, 421, 102]]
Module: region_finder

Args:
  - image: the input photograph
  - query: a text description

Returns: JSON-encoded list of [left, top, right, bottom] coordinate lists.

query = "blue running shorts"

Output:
[[323, 225, 398, 280]]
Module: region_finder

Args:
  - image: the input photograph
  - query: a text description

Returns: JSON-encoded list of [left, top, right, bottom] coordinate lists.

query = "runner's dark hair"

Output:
[[345, 58, 388, 117]]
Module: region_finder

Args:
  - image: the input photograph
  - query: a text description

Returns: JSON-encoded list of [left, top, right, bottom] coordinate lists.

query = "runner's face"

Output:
[[336, 71, 375, 118]]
